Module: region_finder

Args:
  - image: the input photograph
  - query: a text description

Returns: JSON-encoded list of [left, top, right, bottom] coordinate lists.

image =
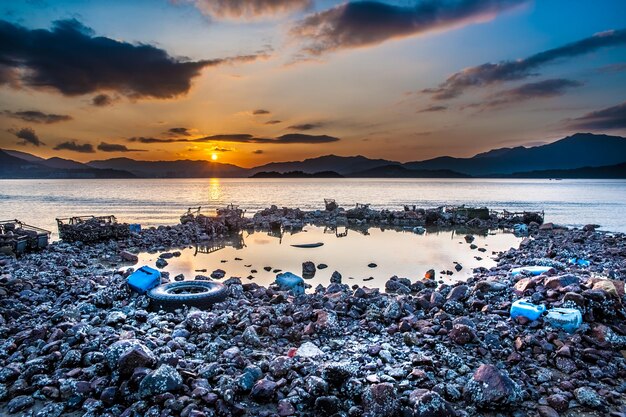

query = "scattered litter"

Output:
[[544, 308, 583, 333], [413, 226, 426, 234], [510, 299, 546, 321], [513, 223, 528, 236], [275, 272, 305, 295], [510, 266, 553, 276], [569, 257, 591, 267], [128, 266, 161, 294]]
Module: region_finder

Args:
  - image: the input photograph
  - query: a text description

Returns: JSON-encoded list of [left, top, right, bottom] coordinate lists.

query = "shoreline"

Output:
[[0, 207, 625, 416]]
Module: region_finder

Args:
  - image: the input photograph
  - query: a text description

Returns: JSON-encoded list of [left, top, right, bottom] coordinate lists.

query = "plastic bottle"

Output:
[[510, 299, 546, 321], [544, 308, 583, 333]]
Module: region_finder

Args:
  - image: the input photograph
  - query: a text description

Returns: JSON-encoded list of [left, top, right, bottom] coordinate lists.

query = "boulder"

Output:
[[464, 364, 522, 409]]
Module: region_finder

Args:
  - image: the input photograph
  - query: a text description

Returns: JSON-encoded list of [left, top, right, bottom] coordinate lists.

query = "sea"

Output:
[[1, 178, 625, 234]]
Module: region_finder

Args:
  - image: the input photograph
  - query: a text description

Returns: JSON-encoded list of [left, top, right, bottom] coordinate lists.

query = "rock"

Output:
[[408, 389, 455, 417], [464, 364, 522, 409], [34, 402, 65, 417], [139, 364, 183, 398], [362, 383, 399, 417], [174, 273, 185, 281], [7, 395, 34, 413], [447, 284, 468, 301], [537, 406, 559, 417], [105, 339, 153, 370], [454, 264, 463, 272], [243, 326, 262, 346], [330, 271, 342, 284], [250, 379, 277, 402], [118, 345, 156, 375], [156, 258, 168, 268], [211, 269, 225, 279], [120, 250, 138, 263], [296, 342, 324, 358], [368, 263, 377, 268], [302, 261, 316, 277], [278, 400, 296, 416], [449, 324, 475, 345], [321, 362, 357, 384], [315, 396, 341, 413], [544, 274, 579, 290], [106, 310, 127, 325], [464, 235, 475, 243], [574, 387, 604, 409], [317, 263, 328, 269]]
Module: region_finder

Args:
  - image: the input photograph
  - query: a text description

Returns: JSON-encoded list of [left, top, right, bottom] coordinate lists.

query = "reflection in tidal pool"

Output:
[[136, 225, 522, 290]]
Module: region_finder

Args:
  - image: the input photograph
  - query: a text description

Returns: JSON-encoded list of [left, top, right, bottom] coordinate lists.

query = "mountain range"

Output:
[[2, 133, 626, 179]]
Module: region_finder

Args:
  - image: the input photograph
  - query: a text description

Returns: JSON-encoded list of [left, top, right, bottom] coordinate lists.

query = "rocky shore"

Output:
[[1, 207, 625, 417]]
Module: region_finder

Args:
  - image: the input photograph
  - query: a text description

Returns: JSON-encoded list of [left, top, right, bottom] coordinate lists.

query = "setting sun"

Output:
[[211, 153, 218, 161]]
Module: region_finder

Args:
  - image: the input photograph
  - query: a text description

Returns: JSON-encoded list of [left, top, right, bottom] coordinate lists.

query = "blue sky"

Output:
[[1, 0, 625, 166]]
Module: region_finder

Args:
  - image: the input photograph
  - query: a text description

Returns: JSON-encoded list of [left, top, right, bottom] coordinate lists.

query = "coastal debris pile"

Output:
[[0, 219, 625, 416], [252, 205, 306, 229], [56, 215, 130, 243], [0, 219, 50, 256], [180, 207, 231, 238]]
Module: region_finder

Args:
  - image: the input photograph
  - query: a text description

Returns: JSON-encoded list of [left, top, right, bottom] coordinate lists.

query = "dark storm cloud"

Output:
[[92, 94, 114, 107], [424, 29, 626, 100], [168, 127, 192, 136], [97, 142, 145, 152], [187, 0, 311, 19], [418, 105, 447, 113], [0, 19, 266, 98], [288, 122, 323, 131], [253, 109, 271, 115], [9, 127, 44, 146], [53, 140, 95, 153], [565, 102, 626, 130], [129, 133, 340, 144], [3, 109, 72, 123], [265, 120, 282, 125], [292, 0, 527, 55], [471, 78, 583, 110]]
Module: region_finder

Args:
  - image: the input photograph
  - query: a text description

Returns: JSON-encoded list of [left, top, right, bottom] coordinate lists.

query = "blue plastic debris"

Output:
[[413, 226, 426, 234], [513, 223, 529, 236], [510, 266, 553, 277], [510, 299, 546, 321], [544, 308, 583, 333], [275, 272, 305, 296], [129, 224, 142, 233], [128, 266, 161, 294], [568, 257, 590, 267]]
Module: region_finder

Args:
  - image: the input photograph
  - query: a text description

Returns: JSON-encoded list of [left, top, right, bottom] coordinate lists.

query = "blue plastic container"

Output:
[[129, 224, 142, 233], [510, 299, 546, 321], [544, 308, 582, 333], [275, 272, 305, 295], [568, 257, 590, 267], [513, 223, 529, 235], [128, 266, 161, 294], [511, 266, 553, 277]]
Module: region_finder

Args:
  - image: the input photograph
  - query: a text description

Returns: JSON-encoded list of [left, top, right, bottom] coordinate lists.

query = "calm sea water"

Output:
[[1, 178, 625, 234]]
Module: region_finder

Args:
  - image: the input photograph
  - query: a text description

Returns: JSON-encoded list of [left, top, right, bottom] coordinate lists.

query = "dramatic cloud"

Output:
[[265, 120, 282, 125], [418, 105, 447, 113], [4, 110, 72, 124], [92, 94, 114, 107], [596, 62, 626, 73], [168, 127, 192, 136], [186, 0, 311, 20], [288, 122, 323, 131], [471, 78, 583, 110], [97, 142, 145, 152], [129, 132, 340, 144], [53, 140, 95, 153], [565, 102, 626, 130], [292, 0, 527, 55], [9, 127, 44, 146], [253, 109, 271, 115], [424, 28, 626, 100], [0, 19, 266, 99]]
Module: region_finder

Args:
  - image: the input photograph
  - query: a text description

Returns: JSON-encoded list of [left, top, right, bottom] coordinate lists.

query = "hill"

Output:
[[87, 158, 247, 178], [248, 155, 399, 176], [505, 162, 626, 179], [250, 171, 343, 178], [348, 164, 470, 178], [404, 133, 626, 175]]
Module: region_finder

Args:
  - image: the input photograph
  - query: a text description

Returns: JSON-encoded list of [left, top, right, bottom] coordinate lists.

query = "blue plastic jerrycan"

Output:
[[544, 308, 583, 333], [510, 266, 553, 277], [128, 266, 161, 294], [275, 272, 305, 295], [510, 299, 546, 321]]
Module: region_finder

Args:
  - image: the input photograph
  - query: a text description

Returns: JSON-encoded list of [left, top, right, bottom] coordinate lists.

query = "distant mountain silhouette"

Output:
[[504, 162, 626, 179], [2, 133, 626, 178], [87, 157, 247, 178], [0, 150, 135, 179], [249, 155, 399, 175], [348, 164, 470, 178], [250, 171, 344, 178], [403, 133, 626, 175]]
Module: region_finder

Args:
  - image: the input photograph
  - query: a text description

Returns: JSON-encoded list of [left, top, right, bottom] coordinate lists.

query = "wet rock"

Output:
[[408, 389, 455, 417], [156, 258, 168, 268], [362, 383, 399, 417], [34, 402, 65, 417], [464, 235, 475, 243], [118, 345, 156, 375], [211, 269, 225, 279], [139, 364, 183, 398], [330, 271, 342, 284], [368, 263, 377, 268], [464, 364, 522, 409], [250, 379, 277, 402], [120, 250, 138, 263], [296, 342, 324, 358], [302, 261, 316, 277], [105, 339, 153, 370], [449, 324, 476, 345], [7, 395, 34, 413], [574, 387, 604, 409], [242, 326, 262, 346], [315, 395, 341, 413]]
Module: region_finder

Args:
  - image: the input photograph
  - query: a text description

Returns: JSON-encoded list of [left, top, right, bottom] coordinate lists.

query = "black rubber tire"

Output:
[[148, 281, 227, 312]]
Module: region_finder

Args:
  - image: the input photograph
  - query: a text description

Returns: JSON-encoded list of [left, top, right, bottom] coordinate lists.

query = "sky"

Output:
[[0, 0, 625, 167]]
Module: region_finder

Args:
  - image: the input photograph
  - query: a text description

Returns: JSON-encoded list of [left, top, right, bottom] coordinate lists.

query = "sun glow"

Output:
[[211, 153, 218, 161]]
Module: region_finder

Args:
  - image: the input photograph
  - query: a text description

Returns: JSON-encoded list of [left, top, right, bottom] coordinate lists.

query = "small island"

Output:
[[249, 170, 344, 178]]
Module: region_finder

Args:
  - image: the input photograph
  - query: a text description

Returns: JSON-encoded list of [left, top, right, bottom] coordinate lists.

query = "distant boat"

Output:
[[291, 242, 324, 248]]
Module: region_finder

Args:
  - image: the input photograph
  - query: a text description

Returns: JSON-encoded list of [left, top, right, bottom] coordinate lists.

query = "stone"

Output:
[[408, 389, 455, 417], [302, 261, 316, 277], [574, 387, 603, 409], [250, 379, 277, 402], [362, 383, 399, 417], [7, 395, 34, 413], [243, 326, 262, 346], [449, 324, 475, 345], [446, 284, 468, 301], [120, 250, 138, 263], [330, 271, 342, 284], [156, 258, 168, 268], [211, 269, 225, 279], [118, 345, 156, 375], [139, 364, 183, 398], [464, 364, 522, 409], [105, 339, 153, 370], [544, 274, 580, 290], [296, 342, 324, 358]]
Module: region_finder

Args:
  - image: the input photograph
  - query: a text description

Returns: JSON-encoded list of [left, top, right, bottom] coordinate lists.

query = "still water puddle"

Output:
[[135, 226, 521, 290]]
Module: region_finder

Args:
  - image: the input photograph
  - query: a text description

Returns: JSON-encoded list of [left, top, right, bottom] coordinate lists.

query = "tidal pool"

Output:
[[136, 225, 522, 290]]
